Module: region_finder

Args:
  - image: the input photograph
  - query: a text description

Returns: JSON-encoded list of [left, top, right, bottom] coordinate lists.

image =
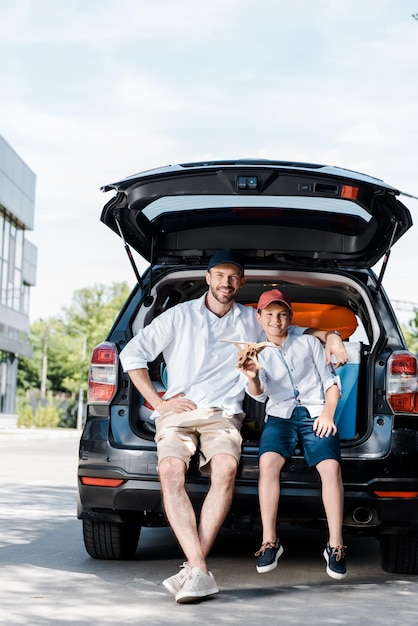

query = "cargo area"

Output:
[[129, 267, 372, 448]]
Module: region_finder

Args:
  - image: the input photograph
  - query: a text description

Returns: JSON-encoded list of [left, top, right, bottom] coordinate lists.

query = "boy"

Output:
[[240, 289, 347, 580]]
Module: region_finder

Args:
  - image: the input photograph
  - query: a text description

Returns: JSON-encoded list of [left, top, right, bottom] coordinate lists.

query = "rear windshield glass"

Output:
[[143, 195, 372, 224]]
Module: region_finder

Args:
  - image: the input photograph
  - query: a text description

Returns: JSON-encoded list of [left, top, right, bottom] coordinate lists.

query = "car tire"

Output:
[[381, 532, 418, 574], [83, 519, 141, 560]]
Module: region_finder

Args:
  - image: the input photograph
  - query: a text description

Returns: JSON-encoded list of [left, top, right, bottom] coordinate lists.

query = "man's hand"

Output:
[[127, 369, 197, 415], [325, 334, 348, 368], [154, 393, 197, 414]]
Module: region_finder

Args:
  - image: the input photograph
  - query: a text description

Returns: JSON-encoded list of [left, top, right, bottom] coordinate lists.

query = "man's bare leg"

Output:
[[159, 454, 237, 572], [198, 453, 238, 557], [158, 456, 207, 571]]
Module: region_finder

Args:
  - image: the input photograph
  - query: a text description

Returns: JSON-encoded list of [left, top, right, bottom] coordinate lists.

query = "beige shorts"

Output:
[[154, 408, 244, 473]]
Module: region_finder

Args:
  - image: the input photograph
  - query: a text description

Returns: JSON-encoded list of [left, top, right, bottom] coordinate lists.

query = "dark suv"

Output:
[[77, 159, 418, 574]]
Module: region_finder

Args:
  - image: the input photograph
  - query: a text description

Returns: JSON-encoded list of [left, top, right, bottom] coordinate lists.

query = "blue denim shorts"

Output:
[[259, 406, 341, 467]]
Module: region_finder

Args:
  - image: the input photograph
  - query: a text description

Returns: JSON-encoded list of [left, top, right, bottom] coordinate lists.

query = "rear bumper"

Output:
[[77, 468, 418, 535], [78, 424, 418, 533]]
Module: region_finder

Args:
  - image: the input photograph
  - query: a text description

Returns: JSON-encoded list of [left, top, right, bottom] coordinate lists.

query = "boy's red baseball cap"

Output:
[[257, 289, 292, 311]]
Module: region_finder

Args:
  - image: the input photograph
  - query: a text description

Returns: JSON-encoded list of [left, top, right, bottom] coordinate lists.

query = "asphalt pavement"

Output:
[[2, 428, 418, 625]]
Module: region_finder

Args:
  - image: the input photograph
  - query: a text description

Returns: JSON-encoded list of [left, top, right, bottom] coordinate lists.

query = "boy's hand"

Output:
[[313, 413, 337, 438], [240, 358, 260, 380]]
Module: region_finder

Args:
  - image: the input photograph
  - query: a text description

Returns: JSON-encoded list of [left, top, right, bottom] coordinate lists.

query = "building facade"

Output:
[[0, 135, 37, 420]]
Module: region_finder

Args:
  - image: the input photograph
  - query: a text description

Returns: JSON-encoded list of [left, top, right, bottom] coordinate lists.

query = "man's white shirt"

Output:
[[120, 293, 306, 416]]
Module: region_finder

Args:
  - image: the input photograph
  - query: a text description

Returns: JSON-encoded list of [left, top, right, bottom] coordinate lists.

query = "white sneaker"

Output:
[[162, 562, 191, 595], [175, 568, 219, 603]]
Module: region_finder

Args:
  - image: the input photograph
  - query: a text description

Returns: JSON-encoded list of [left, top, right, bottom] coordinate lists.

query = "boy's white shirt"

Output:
[[246, 333, 341, 420]]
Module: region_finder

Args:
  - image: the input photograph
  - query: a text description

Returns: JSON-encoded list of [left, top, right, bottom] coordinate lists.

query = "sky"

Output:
[[0, 0, 417, 325]]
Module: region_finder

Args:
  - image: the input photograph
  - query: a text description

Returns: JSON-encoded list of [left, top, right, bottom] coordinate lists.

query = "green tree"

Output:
[[17, 282, 131, 422], [403, 312, 418, 355], [61, 282, 130, 355]]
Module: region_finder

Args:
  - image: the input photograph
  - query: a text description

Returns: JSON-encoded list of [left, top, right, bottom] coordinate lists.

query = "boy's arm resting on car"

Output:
[[312, 383, 340, 438]]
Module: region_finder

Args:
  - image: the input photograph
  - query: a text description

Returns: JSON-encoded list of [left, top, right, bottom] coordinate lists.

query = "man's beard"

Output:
[[210, 285, 235, 304]]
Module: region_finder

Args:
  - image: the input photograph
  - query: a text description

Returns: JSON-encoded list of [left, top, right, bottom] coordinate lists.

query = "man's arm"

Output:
[[304, 329, 348, 367], [127, 368, 196, 415]]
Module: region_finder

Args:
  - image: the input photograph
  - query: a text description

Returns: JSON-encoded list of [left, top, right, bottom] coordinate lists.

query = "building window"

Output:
[[21, 283, 30, 316], [0, 209, 25, 312]]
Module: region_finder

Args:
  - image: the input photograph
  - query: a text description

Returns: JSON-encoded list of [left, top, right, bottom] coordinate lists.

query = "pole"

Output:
[[40, 329, 48, 399], [76, 334, 87, 430], [68, 328, 87, 430]]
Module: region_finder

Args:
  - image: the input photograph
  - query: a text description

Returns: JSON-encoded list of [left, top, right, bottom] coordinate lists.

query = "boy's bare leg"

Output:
[[316, 458, 344, 546], [258, 452, 285, 542]]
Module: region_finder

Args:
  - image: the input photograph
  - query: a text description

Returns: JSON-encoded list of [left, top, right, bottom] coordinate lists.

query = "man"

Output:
[[119, 249, 347, 603]]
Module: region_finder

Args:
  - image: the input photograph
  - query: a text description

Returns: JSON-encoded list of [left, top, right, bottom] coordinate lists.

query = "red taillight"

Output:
[[390, 353, 417, 376], [80, 477, 125, 487], [387, 351, 418, 413], [373, 491, 418, 498], [341, 185, 359, 200], [88, 341, 118, 404], [92, 345, 117, 365]]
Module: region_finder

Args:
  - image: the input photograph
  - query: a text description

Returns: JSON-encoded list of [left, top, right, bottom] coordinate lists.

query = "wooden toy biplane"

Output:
[[221, 340, 274, 369]]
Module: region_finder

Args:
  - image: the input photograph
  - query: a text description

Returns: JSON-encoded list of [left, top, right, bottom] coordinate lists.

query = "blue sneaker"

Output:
[[255, 540, 284, 573], [323, 545, 347, 579]]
